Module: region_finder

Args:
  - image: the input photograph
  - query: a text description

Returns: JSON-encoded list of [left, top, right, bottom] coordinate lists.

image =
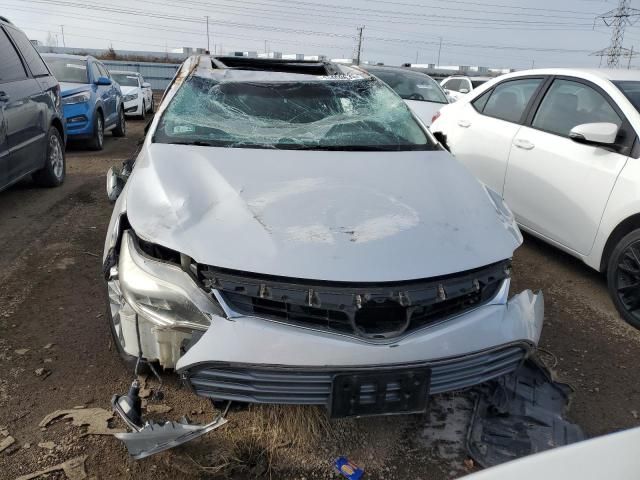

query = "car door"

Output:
[[445, 77, 545, 194], [0, 26, 42, 185], [503, 77, 632, 255], [5, 24, 53, 174], [98, 63, 117, 125]]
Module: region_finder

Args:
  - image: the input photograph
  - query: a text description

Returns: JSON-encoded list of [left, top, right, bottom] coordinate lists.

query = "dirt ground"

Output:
[[1, 119, 639, 480]]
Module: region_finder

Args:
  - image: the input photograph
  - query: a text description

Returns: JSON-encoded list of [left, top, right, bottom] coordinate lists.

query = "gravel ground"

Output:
[[0, 118, 639, 479]]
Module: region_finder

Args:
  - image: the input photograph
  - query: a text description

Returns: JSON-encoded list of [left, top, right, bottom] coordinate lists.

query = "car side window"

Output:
[[472, 89, 492, 112], [482, 78, 543, 123], [444, 78, 463, 92], [90, 62, 101, 82], [532, 79, 622, 138], [96, 63, 108, 79], [0, 28, 27, 83], [6, 26, 49, 77]]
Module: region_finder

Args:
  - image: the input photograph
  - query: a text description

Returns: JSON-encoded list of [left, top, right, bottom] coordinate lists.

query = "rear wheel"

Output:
[[112, 107, 126, 137], [33, 127, 65, 187], [607, 229, 640, 329], [87, 113, 104, 150]]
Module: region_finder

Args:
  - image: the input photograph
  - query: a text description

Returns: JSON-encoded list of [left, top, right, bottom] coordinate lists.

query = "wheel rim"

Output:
[[97, 116, 104, 145], [615, 240, 640, 322], [49, 133, 64, 179]]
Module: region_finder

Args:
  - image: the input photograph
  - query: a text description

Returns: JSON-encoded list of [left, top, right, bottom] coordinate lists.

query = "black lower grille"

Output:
[[184, 345, 528, 406], [200, 261, 510, 340]]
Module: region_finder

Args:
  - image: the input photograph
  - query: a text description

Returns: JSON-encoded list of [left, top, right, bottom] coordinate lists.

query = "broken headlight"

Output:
[[118, 231, 223, 331], [483, 185, 523, 247]]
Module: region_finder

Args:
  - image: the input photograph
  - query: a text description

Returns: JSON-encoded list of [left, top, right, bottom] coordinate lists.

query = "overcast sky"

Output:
[[4, 0, 639, 69]]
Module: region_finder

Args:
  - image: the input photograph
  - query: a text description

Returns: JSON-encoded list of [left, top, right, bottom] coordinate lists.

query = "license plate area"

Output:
[[330, 368, 431, 418]]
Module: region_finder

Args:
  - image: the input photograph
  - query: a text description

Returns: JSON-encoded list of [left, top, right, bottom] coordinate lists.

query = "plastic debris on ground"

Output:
[[467, 358, 586, 468], [334, 456, 365, 480]]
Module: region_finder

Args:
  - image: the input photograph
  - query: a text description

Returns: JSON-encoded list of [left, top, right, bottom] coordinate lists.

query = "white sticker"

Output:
[[318, 74, 364, 81], [66, 64, 87, 70], [173, 125, 195, 134], [416, 84, 433, 89], [126, 76, 138, 79]]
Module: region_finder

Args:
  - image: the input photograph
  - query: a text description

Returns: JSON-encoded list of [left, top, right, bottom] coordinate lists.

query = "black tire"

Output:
[[112, 106, 126, 137], [33, 127, 65, 187], [149, 96, 154, 113], [139, 101, 146, 120], [607, 228, 640, 329], [87, 112, 104, 150]]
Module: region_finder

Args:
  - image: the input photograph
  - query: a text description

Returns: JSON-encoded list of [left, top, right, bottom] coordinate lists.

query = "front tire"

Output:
[[106, 281, 142, 371], [607, 229, 640, 329], [87, 113, 104, 150], [33, 127, 65, 187], [112, 107, 126, 137], [140, 101, 146, 120]]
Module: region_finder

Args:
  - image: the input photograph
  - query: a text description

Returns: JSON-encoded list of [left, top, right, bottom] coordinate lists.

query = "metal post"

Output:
[[437, 37, 442, 66], [356, 26, 364, 65], [206, 16, 210, 53], [629, 45, 634, 68], [60, 25, 66, 47]]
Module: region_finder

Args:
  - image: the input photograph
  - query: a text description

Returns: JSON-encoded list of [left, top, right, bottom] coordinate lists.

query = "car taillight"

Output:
[[432, 110, 441, 124]]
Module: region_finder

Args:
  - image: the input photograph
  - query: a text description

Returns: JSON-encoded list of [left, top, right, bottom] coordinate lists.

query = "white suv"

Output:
[[431, 68, 640, 328], [441, 75, 491, 102]]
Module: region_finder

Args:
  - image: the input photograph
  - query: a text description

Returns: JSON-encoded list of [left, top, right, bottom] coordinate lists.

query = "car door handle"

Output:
[[514, 139, 535, 150], [457, 120, 471, 128], [0, 92, 9, 103]]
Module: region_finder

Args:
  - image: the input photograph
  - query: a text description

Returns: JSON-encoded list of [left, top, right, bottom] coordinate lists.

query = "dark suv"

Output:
[[0, 16, 66, 192]]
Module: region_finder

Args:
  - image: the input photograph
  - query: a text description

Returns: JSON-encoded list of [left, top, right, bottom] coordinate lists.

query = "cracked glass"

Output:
[[153, 75, 436, 151]]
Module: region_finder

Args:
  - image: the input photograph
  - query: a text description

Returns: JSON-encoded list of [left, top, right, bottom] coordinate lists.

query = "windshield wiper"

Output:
[[166, 140, 217, 147]]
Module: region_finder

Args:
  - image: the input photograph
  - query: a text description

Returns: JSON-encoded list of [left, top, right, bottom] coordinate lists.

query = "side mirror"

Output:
[[142, 82, 151, 89], [107, 167, 125, 202], [96, 76, 112, 86], [459, 88, 470, 94], [569, 122, 618, 146]]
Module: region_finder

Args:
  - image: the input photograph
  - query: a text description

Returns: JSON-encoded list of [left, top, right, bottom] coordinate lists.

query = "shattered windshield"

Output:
[[153, 76, 435, 150], [367, 68, 448, 104]]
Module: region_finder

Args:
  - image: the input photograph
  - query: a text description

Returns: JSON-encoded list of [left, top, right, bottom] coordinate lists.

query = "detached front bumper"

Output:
[[111, 231, 543, 410]]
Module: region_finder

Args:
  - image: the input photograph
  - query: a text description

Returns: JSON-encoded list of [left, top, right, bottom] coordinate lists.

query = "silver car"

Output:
[[103, 55, 543, 418]]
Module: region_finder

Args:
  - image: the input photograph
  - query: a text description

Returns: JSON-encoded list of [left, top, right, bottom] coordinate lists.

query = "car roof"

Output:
[[504, 67, 640, 82], [188, 55, 373, 83], [40, 53, 93, 61]]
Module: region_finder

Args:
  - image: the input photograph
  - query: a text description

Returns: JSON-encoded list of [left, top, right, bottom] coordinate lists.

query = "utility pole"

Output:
[[531, 59, 535, 69], [594, 0, 640, 68], [206, 16, 210, 53], [437, 37, 442, 66], [356, 26, 364, 65], [629, 45, 634, 69], [60, 25, 66, 47], [415, 50, 419, 64]]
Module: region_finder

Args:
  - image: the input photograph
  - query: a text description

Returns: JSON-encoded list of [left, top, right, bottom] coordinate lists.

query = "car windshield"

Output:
[[43, 57, 88, 83], [368, 69, 448, 104], [614, 81, 640, 112], [153, 75, 435, 151], [112, 73, 139, 87]]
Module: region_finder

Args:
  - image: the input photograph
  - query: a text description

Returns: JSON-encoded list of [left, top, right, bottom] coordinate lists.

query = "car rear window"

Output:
[[368, 69, 448, 104], [154, 76, 436, 151], [43, 57, 88, 83]]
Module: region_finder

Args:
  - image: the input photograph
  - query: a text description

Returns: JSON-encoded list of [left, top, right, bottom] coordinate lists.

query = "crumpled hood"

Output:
[[120, 86, 139, 96], [125, 144, 519, 282], [59, 82, 91, 97]]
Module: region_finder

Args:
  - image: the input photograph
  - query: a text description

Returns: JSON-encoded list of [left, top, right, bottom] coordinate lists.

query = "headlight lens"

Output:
[[483, 185, 523, 246], [124, 93, 138, 102], [62, 91, 91, 105], [119, 231, 222, 330]]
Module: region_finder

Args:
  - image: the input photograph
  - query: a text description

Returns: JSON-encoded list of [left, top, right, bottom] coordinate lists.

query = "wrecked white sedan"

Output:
[[103, 55, 543, 419]]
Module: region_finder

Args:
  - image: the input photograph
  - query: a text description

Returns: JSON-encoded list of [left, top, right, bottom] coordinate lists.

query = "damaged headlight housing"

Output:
[[483, 185, 523, 247], [118, 231, 222, 330]]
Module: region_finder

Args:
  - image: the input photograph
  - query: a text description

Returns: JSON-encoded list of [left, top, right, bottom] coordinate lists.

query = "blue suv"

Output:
[[41, 54, 126, 150]]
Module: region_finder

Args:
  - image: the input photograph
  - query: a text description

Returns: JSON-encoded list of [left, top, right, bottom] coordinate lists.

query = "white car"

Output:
[[441, 75, 491, 102], [111, 70, 154, 119], [103, 55, 542, 420], [431, 68, 640, 329], [363, 66, 450, 126], [463, 427, 640, 480]]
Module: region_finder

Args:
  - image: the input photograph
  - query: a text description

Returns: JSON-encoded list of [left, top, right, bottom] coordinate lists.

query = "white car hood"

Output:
[[120, 86, 139, 96], [404, 100, 445, 126], [125, 144, 518, 282]]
